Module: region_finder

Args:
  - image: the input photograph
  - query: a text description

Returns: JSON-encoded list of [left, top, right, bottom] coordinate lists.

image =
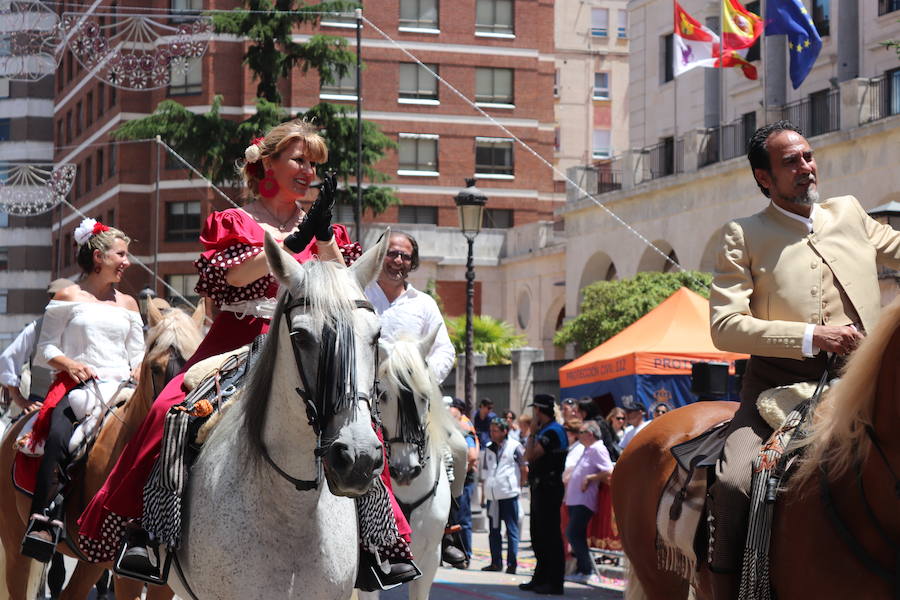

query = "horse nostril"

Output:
[[410, 465, 422, 479], [374, 452, 384, 472], [330, 442, 353, 471]]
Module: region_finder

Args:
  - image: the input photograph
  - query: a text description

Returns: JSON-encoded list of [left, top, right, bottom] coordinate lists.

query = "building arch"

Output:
[[578, 250, 617, 311], [543, 295, 567, 359], [637, 240, 679, 273]]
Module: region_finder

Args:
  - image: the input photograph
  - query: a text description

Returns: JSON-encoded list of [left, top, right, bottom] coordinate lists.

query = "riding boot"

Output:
[[442, 498, 468, 568], [355, 548, 421, 591], [115, 524, 164, 583]]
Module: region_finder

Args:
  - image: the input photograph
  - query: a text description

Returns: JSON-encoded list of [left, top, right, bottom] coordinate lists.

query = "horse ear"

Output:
[[147, 296, 164, 327], [419, 326, 439, 361], [191, 297, 206, 329], [349, 227, 390, 291], [264, 231, 303, 288]]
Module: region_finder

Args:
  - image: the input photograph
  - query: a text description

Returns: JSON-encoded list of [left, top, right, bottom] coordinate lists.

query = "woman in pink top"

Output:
[[563, 420, 613, 582]]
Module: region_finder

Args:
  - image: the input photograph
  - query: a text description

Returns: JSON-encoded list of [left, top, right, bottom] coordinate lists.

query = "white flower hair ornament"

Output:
[[73, 217, 110, 246], [245, 136, 265, 164]]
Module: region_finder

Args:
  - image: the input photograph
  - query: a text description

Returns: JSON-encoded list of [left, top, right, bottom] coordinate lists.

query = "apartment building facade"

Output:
[[37, 0, 558, 327], [562, 0, 900, 325]]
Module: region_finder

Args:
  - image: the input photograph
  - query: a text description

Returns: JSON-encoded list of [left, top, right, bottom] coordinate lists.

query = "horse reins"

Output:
[[258, 294, 378, 492], [819, 424, 900, 599], [383, 386, 430, 469]]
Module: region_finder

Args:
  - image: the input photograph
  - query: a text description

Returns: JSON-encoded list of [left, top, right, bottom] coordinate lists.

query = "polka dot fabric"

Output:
[[192, 210, 361, 307]]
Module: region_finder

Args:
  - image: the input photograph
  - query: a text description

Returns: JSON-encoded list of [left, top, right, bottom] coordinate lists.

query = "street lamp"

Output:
[[454, 177, 487, 411]]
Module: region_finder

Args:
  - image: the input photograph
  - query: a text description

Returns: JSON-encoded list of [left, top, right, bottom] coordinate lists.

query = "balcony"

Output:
[[780, 88, 840, 138], [863, 74, 900, 124]]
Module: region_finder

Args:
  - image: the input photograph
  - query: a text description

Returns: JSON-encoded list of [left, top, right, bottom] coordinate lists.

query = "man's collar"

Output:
[[770, 201, 817, 233]]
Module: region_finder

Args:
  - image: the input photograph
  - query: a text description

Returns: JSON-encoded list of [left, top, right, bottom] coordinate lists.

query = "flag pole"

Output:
[[674, 1, 679, 156], [761, 0, 768, 124]]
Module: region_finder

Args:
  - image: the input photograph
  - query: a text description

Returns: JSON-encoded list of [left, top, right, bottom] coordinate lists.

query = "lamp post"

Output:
[[454, 178, 487, 411]]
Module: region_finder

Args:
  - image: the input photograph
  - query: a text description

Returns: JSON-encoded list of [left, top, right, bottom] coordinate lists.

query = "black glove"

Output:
[[308, 170, 336, 242], [282, 218, 315, 253]]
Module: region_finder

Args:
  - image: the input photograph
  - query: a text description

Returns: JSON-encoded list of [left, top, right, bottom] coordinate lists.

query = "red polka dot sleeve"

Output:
[[192, 210, 363, 307]]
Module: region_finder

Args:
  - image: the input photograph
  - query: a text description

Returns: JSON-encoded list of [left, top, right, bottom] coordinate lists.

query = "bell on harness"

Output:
[[114, 523, 172, 586], [21, 498, 65, 563]]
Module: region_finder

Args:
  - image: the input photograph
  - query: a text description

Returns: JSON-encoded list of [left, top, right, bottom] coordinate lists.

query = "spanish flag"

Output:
[[721, 0, 762, 50]]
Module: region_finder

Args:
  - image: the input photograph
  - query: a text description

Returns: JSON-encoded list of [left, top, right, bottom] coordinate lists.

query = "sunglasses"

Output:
[[614, 416, 625, 421], [386, 249, 413, 262]]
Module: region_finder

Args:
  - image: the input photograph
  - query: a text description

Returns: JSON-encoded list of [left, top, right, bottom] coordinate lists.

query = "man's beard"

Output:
[[787, 186, 820, 205]]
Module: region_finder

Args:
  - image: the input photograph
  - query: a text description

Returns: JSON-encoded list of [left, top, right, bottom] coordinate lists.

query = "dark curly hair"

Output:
[[747, 120, 804, 198]]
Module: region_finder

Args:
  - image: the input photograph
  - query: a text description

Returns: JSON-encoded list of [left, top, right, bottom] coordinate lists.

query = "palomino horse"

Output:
[[0, 299, 204, 600], [613, 297, 900, 600], [359, 331, 461, 600], [167, 232, 388, 600]]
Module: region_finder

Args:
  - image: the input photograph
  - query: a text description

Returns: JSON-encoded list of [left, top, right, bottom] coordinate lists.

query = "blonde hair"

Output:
[[75, 226, 131, 273], [239, 119, 328, 199]]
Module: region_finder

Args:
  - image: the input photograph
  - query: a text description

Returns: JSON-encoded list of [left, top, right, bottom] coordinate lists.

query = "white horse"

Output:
[[167, 232, 388, 600], [360, 330, 465, 600]]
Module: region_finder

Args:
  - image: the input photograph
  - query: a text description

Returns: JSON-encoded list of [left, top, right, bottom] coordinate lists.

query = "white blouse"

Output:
[[35, 300, 144, 380]]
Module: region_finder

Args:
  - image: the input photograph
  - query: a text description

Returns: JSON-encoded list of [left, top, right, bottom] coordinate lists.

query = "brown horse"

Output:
[[0, 299, 204, 600], [613, 296, 900, 600]]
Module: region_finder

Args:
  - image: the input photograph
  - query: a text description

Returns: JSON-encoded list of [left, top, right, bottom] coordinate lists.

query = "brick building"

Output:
[[41, 0, 558, 319]]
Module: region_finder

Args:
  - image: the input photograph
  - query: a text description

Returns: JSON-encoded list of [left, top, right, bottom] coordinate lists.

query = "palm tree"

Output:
[[445, 315, 526, 365]]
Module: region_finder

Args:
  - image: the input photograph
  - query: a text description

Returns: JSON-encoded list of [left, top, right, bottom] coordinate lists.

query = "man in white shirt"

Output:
[[480, 418, 526, 574], [364, 231, 456, 383], [619, 401, 649, 448]]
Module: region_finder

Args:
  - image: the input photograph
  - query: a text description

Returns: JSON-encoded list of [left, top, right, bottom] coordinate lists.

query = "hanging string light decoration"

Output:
[[0, 0, 62, 81], [0, 163, 76, 216], [59, 10, 213, 90]]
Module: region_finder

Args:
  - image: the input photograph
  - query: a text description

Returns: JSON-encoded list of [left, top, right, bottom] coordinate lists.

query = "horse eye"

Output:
[[291, 328, 316, 349]]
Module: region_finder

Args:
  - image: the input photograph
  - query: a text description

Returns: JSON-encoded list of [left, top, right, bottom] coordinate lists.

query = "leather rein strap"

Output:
[[819, 424, 900, 599], [259, 295, 377, 492]]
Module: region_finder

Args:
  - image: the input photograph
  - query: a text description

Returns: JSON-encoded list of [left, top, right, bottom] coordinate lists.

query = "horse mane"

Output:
[[145, 306, 203, 364], [242, 260, 362, 464], [379, 334, 455, 457], [794, 296, 900, 485]]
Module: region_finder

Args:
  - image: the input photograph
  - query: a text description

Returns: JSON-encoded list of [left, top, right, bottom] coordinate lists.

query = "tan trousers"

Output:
[[708, 354, 834, 572]]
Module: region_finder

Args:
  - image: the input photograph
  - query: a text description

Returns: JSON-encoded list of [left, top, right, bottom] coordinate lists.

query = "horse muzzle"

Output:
[[323, 441, 383, 497], [389, 462, 422, 486]]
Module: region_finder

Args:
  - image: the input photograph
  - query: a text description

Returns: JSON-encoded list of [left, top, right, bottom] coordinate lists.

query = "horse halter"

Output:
[[259, 293, 378, 492], [382, 384, 430, 471]]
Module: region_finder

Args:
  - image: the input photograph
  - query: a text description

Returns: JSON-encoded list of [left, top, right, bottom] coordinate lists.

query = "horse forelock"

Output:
[[145, 307, 203, 364], [795, 297, 900, 486], [286, 260, 360, 329], [379, 335, 453, 456]]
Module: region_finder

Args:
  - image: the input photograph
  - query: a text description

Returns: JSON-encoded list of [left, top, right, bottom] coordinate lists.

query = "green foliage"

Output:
[[423, 279, 445, 314], [554, 271, 713, 352], [112, 96, 286, 186], [212, 1, 361, 104], [446, 315, 526, 365]]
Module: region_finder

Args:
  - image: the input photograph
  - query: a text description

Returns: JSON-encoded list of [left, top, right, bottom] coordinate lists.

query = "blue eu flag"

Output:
[[766, 0, 822, 89]]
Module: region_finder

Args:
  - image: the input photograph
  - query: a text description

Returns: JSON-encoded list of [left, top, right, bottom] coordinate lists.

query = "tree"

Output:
[[445, 315, 526, 365], [113, 0, 399, 215], [554, 271, 713, 352]]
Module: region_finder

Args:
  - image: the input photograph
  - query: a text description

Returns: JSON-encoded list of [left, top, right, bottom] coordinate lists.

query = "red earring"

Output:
[[259, 169, 280, 199]]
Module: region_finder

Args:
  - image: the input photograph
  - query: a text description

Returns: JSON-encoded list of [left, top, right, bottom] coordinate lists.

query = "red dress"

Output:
[[77, 209, 382, 561]]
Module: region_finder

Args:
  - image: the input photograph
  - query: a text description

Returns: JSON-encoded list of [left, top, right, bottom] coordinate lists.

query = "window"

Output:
[[110, 85, 117, 107], [475, 67, 514, 105], [617, 9, 628, 38], [108, 144, 117, 177], [320, 69, 357, 99], [398, 134, 438, 174], [593, 72, 609, 100], [165, 274, 200, 307], [0, 290, 7, 314], [592, 129, 611, 159], [475, 137, 513, 176], [745, 1, 761, 61], [399, 63, 438, 102], [0, 247, 7, 270], [399, 0, 438, 30], [166, 201, 202, 241], [554, 126, 560, 152], [107, 208, 115, 226], [813, 0, 829, 37], [84, 156, 92, 191], [879, 0, 900, 15], [398, 205, 438, 225], [169, 57, 202, 95], [741, 111, 756, 149], [96, 149, 104, 184], [321, 12, 356, 27], [97, 83, 104, 113], [591, 8, 608, 37], [482, 208, 513, 229], [0, 212, 7, 227], [75, 101, 82, 136], [86, 91, 93, 126], [888, 67, 900, 117], [662, 33, 674, 83], [476, 0, 513, 35], [553, 68, 559, 97], [0, 119, 9, 141], [335, 203, 355, 224], [0, 78, 9, 98], [171, 0, 202, 21]]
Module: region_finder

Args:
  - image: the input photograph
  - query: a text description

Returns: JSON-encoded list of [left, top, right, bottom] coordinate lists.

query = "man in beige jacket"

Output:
[[707, 120, 900, 591]]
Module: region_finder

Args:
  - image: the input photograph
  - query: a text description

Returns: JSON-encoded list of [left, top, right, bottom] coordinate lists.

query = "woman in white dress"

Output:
[[21, 219, 143, 561]]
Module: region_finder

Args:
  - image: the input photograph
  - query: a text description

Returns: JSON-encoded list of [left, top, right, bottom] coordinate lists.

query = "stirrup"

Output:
[[355, 550, 422, 591], [21, 514, 63, 563], [113, 528, 172, 586]]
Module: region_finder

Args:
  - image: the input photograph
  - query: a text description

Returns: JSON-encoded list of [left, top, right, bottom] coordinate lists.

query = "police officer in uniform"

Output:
[[519, 394, 568, 595]]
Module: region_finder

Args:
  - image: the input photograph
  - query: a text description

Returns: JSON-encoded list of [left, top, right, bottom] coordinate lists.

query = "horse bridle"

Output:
[[819, 425, 900, 597], [258, 294, 379, 492], [382, 385, 430, 470]]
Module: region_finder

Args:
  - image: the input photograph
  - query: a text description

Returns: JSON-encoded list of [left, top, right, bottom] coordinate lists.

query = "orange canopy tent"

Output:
[[558, 287, 747, 407]]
